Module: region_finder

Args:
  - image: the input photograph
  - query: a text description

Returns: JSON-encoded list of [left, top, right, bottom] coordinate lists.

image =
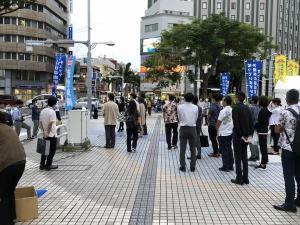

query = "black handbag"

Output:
[[200, 134, 209, 147], [36, 138, 50, 155]]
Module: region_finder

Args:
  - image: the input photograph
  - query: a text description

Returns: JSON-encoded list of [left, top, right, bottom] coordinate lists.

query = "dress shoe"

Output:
[[179, 167, 186, 172], [219, 167, 230, 172], [127, 149, 132, 152], [243, 178, 250, 185], [168, 146, 172, 150], [172, 145, 178, 149], [228, 167, 234, 171], [295, 198, 300, 207], [190, 167, 195, 172], [132, 148, 136, 152], [197, 155, 202, 160], [208, 153, 220, 157], [255, 164, 267, 170], [45, 165, 58, 171], [231, 178, 243, 185], [103, 145, 111, 148], [39, 165, 45, 170], [273, 204, 297, 213]]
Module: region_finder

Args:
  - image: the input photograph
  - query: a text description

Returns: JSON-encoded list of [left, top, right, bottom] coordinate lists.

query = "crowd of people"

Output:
[[1, 88, 300, 225]]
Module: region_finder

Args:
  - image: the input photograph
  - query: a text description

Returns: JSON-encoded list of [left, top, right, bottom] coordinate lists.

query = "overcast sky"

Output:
[[71, 0, 146, 70]]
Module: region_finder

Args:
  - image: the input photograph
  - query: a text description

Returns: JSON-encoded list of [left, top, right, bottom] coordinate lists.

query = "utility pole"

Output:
[[86, 0, 93, 118]]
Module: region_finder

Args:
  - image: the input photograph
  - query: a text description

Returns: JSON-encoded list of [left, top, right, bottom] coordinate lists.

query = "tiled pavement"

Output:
[[17, 114, 300, 225]]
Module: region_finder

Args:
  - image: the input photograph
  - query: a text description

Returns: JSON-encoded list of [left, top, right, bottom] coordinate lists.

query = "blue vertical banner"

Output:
[[220, 73, 230, 96], [245, 60, 263, 100], [67, 24, 73, 40], [65, 55, 77, 110], [52, 54, 66, 96]]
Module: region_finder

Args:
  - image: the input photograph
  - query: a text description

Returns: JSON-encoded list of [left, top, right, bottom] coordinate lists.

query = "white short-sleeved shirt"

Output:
[[40, 107, 57, 137], [218, 106, 233, 136]]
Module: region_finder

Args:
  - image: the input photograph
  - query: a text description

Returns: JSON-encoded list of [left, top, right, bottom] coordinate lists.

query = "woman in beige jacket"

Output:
[[138, 97, 146, 137]]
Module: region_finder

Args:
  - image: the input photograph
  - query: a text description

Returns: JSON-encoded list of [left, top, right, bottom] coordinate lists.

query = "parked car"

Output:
[[74, 97, 101, 110], [26, 94, 64, 108], [0, 95, 19, 106]]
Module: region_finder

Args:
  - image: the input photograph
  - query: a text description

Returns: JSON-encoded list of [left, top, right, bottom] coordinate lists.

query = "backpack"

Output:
[[284, 108, 300, 155]]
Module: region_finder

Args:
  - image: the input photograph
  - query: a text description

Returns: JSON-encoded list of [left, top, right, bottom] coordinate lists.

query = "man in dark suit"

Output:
[[231, 92, 253, 185]]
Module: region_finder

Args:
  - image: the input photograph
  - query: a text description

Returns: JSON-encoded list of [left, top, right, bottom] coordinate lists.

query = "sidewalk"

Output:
[[17, 114, 300, 225]]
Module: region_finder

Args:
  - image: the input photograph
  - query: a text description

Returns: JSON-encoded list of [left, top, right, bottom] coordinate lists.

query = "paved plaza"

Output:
[[17, 114, 300, 225]]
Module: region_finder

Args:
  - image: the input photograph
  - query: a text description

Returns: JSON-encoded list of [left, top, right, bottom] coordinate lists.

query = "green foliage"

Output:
[[144, 14, 275, 97], [0, 0, 36, 15]]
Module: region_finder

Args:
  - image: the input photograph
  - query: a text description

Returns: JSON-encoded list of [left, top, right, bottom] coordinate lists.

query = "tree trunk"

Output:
[[202, 73, 209, 99]]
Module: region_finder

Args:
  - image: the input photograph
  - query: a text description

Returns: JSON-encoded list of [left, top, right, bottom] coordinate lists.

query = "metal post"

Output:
[[86, 0, 93, 118]]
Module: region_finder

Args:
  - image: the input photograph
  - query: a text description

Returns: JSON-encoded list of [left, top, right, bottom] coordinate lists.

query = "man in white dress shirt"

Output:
[[177, 93, 198, 172]]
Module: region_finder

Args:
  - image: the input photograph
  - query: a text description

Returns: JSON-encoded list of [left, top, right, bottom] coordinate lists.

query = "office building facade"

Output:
[[0, 0, 69, 100], [194, 0, 300, 96]]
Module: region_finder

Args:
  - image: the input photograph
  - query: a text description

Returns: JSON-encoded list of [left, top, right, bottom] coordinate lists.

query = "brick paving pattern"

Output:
[[17, 114, 300, 225]]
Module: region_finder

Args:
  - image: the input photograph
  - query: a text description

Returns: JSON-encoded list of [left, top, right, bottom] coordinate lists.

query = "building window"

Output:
[[18, 53, 24, 60], [231, 15, 236, 20], [245, 15, 250, 22], [202, 15, 207, 20], [18, 36, 25, 43], [245, 2, 251, 10], [202, 2, 207, 9], [38, 5, 43, 12], [259, 15, 264, 22], [4, 17, 10, 24], [5, 53, 11, 60], [4, 35, 11, 42], [11, 17, 16, 25], [231, 2, 236, 9], [25, 53, 31, 61], [217, 2, 222, 9], [11, 53, 17, 60], [11, 35, 17, 42], [145, 23, 158, 33], [260, 3, 265, 10]]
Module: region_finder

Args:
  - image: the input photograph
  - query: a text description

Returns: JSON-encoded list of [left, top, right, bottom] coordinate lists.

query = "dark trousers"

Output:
[[196, 129, 201, 156], [148, 107, 152, 115], [281, 149, 300, 207], [270, 125, 280, 152], [40, 137, 57, 167], [233, 132, 248, 181], [118, 122, 124, 131], [105, 125, 116, 147], [144, 114, 148, 135], [208, 125, 219, 154], [180, 127, 197, 169], [127, 127, 138, 151], [218, 135, 234, 169], [258, 134, 268, 165], [165, 123, 178, 148], [0, 161, 26, 225]]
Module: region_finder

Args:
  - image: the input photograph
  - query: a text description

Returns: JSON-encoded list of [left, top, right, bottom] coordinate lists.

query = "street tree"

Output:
[[144, 14, 274, 98], [0, 0, 36, 16]]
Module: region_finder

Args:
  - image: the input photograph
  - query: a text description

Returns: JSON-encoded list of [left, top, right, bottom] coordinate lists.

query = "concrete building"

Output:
[[140, 0, 194, 95], [0, 0, 69, 100], [194, 0, 300, 96]]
